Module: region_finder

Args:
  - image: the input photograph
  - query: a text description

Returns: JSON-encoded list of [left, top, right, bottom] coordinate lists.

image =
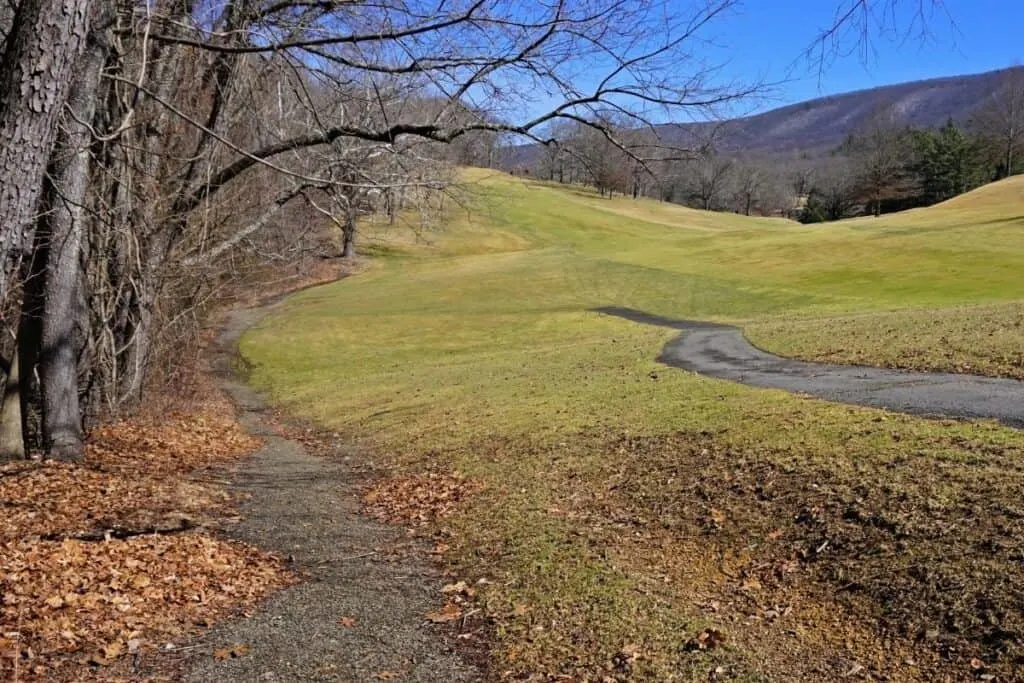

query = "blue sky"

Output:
[[716, 0, 1022, 113]]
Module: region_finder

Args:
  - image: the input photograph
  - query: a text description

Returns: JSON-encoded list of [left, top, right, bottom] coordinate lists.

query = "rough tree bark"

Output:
[[0, 348, 23, 460], [342, 208, 357, 259], [0, 0, 92, 305], [34, 9, 111, 461], [17, 248, 44, 454]]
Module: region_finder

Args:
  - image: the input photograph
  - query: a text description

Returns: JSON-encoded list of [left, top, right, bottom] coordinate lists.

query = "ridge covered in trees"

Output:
[[505, 67, 1024, 221]]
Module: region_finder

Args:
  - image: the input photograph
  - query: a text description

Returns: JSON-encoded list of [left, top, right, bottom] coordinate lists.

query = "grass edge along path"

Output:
[[241, 171, 1024, 681]]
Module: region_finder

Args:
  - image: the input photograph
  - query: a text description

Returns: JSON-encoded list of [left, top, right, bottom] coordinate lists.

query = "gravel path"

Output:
[[597, 306, 1024, 427], [184, 305, 480, 682]]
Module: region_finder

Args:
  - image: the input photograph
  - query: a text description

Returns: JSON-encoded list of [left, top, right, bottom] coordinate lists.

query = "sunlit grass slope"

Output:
[[241, 170, 1024, 680]]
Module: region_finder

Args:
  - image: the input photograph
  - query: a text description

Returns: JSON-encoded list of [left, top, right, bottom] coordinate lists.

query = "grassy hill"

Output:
[[241, 172, 1024, 680]]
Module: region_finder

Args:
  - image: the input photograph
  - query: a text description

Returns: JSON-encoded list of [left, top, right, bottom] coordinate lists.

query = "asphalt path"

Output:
[[597, 306, 1024, 428]]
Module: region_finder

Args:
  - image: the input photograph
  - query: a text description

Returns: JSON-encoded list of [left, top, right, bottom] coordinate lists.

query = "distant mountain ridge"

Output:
[[502, 66, 1023, 167]]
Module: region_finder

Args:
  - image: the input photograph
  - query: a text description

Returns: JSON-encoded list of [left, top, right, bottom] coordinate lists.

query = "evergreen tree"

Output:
[[911, 120, 988, 204]]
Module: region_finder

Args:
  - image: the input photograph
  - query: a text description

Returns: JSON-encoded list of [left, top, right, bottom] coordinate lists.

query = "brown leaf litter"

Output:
[[362, 471, 483, 527], [0, 396, 294, 681]]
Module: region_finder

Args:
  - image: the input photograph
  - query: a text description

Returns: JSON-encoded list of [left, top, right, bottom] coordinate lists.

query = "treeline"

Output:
[[516, 69, 1024, 223], [803, 114, 1017, 223]]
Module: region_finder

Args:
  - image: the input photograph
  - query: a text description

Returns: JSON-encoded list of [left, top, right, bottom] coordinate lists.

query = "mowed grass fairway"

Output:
[[243, 171, 1024, 680]]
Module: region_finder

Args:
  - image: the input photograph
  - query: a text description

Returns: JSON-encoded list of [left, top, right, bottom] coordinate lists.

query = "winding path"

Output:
[[185, 304, 479, 682], [597, 306, 1024, 428]]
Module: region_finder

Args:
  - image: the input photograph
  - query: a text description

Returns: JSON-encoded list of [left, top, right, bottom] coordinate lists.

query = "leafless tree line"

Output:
[[528, 66, 1023, 221]]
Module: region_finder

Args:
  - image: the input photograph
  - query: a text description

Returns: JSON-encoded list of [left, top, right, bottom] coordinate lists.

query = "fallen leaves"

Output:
[[683, 628, 727, 652], [0, 409, 292, 681], [213, 643, 250, 660], [0, 410, 258, 542], [1, 531, 289, 678], [338, 617, 357, 628], [362, 471, 482, 527], [425, 603, 463, 623], [441, 581, 475, 598]]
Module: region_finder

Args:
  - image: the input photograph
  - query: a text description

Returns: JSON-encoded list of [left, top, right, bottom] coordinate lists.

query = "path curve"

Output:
[[184, 303, 480, 682], [597, 306, 1024, 428]]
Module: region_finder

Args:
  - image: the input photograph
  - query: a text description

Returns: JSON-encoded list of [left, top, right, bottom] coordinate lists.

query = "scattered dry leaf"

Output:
[[684, 628, 727, 652], [213, 643, 250, 660], [0, 405, 293, 682], [425, 603, 463, 623]]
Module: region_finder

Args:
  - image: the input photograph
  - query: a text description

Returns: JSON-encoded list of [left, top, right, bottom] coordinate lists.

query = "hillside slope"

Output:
[[502, 66, 1022, 167], [662, 66, 1022, 154]]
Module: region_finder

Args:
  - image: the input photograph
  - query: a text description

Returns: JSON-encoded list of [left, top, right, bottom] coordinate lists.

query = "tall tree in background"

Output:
[[912, 121, 986, 204], [801, 158, 857, 223], [845, 107, 915, 216], [732, 161, 763, 216], [691, 145, 734, 211], [972, 68, 1024, 179]]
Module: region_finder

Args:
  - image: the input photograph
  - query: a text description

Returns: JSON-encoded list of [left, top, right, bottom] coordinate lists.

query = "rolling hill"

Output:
[[242, 170, 1024, 680]]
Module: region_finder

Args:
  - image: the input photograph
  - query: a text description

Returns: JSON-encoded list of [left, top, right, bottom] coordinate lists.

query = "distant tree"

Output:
[[789, 154, 817, 200], [757, 168, 797, 217], [572, 118, 632, 197], [732, 162, 763, 216], [690, 146, 734, 210], [911, 121, 988, 204], [971, 68, 1024, 179], [844, 108, 916, 215], [801, 159, 856, 223], [536, 120, 578, 183]]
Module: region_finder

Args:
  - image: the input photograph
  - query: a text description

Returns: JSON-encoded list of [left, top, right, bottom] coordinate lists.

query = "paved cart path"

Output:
[[597, 306, 1024, 428]]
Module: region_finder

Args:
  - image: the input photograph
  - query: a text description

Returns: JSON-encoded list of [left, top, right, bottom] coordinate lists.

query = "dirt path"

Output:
[[598, 306, 1024, 427], [184, 305, 480, 682]]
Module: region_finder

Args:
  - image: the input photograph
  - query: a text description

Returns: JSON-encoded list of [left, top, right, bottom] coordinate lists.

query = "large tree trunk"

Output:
[[0, 0, 91, 305], [35, 11, 109, 461], [18, 246, 45, 453], [0, 348, 24, 460], [342, 209, 357, 259]]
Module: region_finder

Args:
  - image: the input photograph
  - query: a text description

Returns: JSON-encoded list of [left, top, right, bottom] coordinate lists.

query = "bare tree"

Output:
[[972, 68, 1024, 179], [802, 158, 858, 222], [845, 106, 914, 216], [689, 145, 734, 211], [569, 118, 633, 197], [732, 161, 763, 216], [804, 1, 951, 74]]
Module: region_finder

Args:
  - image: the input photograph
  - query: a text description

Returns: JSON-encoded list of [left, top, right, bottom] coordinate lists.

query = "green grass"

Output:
[[242, 170, 1024, 680]]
